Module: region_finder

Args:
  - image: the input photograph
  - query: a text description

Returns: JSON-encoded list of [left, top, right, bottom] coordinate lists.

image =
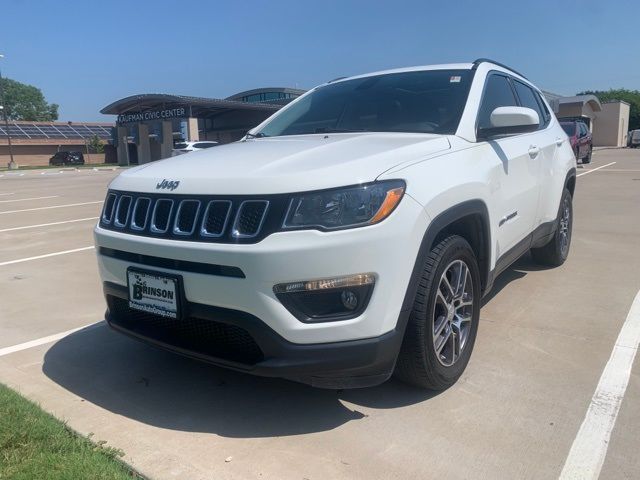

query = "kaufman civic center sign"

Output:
[[117, 107, 186, 125]]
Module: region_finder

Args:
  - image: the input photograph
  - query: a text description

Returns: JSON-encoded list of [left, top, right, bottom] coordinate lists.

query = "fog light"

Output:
[[341, 290, 358, 310], [274, 274, 375, 323]]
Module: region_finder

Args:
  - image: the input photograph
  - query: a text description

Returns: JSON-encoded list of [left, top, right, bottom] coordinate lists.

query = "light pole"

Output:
[[0, 54, 17, 170]]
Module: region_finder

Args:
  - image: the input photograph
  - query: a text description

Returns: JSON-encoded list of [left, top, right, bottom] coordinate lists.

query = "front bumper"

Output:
[[95, 194, 429, 386], [95, 193, 428, 344], [104, 282, 407, 388]]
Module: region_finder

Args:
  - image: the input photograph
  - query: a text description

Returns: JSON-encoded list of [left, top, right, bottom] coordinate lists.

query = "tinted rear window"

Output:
[[513, 80, 544, 130]]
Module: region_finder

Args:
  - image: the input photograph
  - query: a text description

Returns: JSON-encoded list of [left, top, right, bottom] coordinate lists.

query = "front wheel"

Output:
[[395, 235, 481, 390], [531, 188, 573, 266]]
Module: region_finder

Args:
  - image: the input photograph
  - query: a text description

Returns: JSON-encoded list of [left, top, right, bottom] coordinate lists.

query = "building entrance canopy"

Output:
[[100, 89, 305, 165]]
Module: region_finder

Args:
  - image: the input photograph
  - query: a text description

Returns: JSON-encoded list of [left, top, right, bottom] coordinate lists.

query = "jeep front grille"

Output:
[[173, 200, 201, 235], [100, 190, 287, 244], [150, 199, 174, 233], [201, 200, 232, 237], [131, 197, 151, 230], [114, 195, 132, 227], [232, 200, 269, 238]]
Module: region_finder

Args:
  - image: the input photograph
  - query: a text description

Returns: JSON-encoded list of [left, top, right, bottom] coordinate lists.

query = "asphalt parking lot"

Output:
[[0, 151, 639, 480]]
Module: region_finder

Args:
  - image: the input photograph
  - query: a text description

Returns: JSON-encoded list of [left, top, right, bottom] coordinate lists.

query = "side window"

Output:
[[477, 74, 518, 129], [535, 92, 551, 126], [513, 80, 544, 130]]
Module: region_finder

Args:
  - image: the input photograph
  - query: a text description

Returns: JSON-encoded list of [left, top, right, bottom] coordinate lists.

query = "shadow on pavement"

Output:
[[42, 254, 544, 438], [482, 252, 551, 306], [42, 323, 436, 438]]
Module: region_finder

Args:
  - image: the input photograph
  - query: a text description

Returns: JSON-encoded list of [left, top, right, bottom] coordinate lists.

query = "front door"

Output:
[[476, 73, 542, 258]]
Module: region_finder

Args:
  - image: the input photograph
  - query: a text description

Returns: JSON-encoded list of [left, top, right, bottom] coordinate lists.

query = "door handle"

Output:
[[556, 137, 564, 146], [528, 145, 540, 158]]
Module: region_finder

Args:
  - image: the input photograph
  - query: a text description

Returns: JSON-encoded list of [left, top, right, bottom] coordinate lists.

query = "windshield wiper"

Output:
[[245, 132, 268, 139]]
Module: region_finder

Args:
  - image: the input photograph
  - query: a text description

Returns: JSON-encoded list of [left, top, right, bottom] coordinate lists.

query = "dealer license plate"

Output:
[[127, 268, 180, 319]]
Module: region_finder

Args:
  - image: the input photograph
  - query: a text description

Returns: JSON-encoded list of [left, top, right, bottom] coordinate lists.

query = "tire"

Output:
[[531, 188, 573, 267], [395, 235, 481, 390], [583, 146, 592, 164]]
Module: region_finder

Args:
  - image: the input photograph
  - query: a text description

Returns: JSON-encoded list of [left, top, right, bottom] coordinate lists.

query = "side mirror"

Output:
[[477, 106, 540, 139]]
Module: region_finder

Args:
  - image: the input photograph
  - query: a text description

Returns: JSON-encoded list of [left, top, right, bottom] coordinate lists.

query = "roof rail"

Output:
[[472, 58, 527, 80], [328, 76, 347, 83]]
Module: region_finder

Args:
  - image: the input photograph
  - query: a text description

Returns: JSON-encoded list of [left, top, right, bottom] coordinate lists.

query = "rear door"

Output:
[[477, 73, 542, 258], [512, 80, 558, 228]]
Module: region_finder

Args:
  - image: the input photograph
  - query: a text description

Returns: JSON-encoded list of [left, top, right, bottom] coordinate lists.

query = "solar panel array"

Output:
[[0, 122, 112, 140]]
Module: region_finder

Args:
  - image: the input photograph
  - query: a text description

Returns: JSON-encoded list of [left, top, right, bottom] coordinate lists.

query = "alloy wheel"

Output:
[[433, 260, 474, 367], [559, 197, 571, 256]]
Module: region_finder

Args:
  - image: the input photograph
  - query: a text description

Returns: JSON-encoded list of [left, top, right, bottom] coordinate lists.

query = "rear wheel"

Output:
[[583, 146, 592, 164], [531, 188, 573, 266], [395, 235, 480, 390]]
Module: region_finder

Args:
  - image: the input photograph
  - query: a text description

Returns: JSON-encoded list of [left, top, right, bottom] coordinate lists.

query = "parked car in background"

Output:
[[628, 129, 640, 148], [560, 120, 592, 163], [171, 141, 219, 157], [49, 151, 85, 166]]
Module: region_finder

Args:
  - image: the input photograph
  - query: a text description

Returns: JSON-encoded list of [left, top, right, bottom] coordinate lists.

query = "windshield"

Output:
[[257, 69, 473, 137], [561, 123, 576, 136]]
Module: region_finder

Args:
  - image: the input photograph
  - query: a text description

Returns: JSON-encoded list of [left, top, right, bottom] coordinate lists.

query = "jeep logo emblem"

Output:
[[156, 179, 180, 191]]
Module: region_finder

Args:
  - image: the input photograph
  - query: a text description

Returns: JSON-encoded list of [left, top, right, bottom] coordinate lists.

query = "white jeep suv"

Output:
[[95, 59, 576, 389]]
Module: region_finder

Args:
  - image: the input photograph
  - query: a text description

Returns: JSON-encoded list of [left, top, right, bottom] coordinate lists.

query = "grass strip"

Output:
[[0, 383, 140, 479]]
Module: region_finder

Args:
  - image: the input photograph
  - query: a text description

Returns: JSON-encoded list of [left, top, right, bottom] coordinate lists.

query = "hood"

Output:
[[110, 132, 450, 195]]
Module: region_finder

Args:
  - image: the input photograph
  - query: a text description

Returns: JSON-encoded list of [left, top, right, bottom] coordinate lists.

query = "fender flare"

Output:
[[399, 199, 491, 315]]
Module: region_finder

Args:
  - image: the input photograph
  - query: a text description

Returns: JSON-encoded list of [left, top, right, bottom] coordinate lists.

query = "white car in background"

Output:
[[96, 59, 576, 390], [171, 141, 218, 156]]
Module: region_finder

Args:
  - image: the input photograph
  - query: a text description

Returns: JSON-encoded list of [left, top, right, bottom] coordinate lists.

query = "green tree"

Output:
[[0, 77, 58, 121], [88, 134, 105, 154], [578, 88, 640, 131]]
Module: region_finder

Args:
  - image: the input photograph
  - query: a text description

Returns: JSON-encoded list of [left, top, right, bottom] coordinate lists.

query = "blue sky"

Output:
[[1, 0, 637, 121]]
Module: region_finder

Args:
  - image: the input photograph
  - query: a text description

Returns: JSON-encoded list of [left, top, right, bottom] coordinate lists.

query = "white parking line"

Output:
[[0, 322, 102, 358], [577, 162, 617, 177], [0, 217, 99, 233], [0, 246, 95, 267], [0, 200, 103, 215], [0, 195, 59, 203], [0, 192, 15, 196], [559, 289, 640, 480]]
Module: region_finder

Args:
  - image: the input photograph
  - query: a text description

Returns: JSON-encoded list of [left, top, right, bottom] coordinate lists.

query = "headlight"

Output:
[[282, 180, 405, 230]]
